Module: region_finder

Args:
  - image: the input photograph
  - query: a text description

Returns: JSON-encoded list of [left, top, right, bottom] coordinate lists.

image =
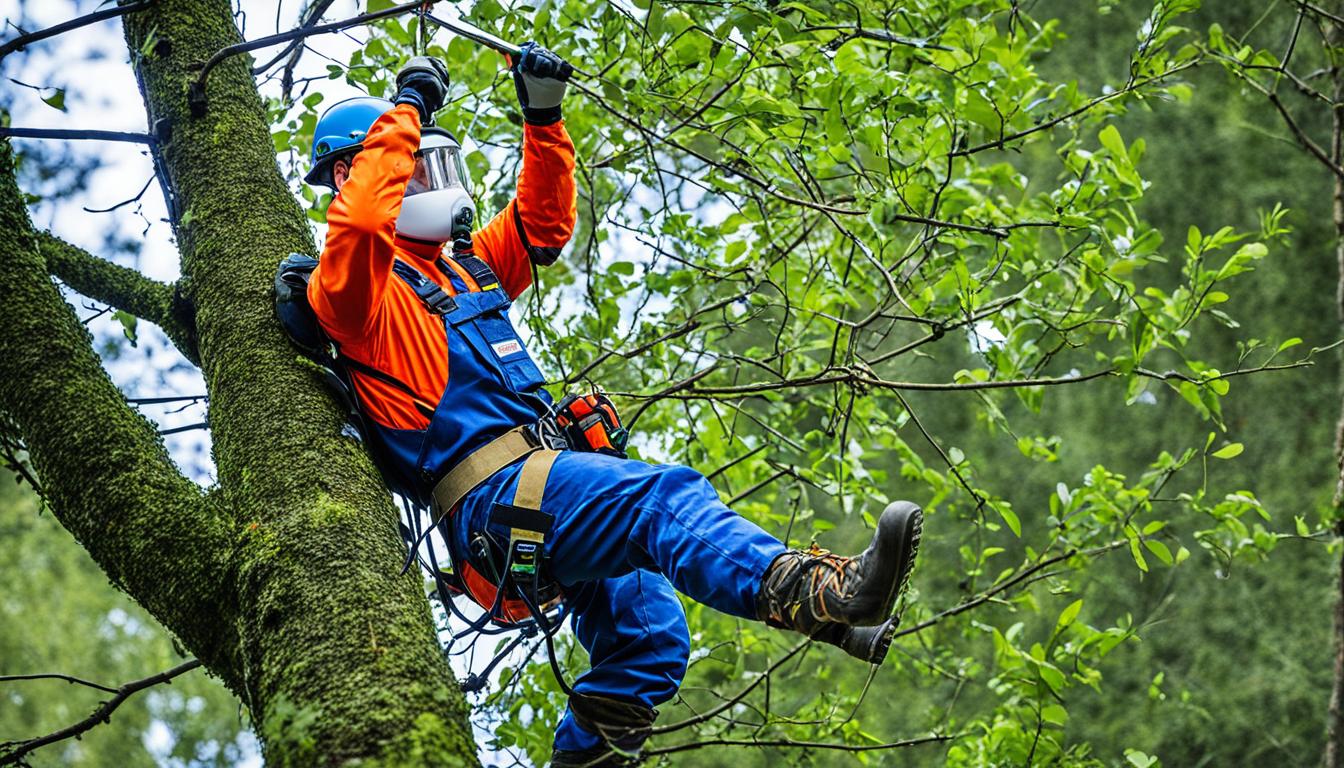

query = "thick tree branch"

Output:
[[37, 231, 199, 365], [119, 1, 478, 762], [0, 139, 241, 689], [0, 660, 202, 766]]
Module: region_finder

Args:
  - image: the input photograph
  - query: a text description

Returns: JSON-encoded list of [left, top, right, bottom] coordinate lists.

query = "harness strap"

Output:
[[392, 259, 458, 314], [431, 426, 539, 519], [514, 449, 559, 511], [446, 253, 502, 293]]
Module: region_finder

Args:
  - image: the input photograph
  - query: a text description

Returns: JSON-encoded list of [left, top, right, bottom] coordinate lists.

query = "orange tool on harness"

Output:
[[553, 391, 628, 456]]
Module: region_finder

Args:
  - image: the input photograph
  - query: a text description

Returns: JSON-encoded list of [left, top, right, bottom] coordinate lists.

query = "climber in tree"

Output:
[[298, 47, 923, 767]]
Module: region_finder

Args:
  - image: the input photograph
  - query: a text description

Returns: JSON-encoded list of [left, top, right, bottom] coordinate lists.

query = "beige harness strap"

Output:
[[513, 449, 560, 512], [431, 427, 538, 518]]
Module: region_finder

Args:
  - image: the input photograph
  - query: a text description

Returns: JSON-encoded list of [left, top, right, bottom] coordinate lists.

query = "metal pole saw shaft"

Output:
[[422, 12, 589, 79], [424, 13, 521, 59]]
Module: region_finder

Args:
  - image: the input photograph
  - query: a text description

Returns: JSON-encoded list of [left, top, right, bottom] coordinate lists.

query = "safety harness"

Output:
[[275, 245, 628, 692]]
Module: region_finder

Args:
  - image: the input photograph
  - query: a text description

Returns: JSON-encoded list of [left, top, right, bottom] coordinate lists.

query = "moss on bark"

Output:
[[114, 0, 480, 763], [0, 139, 241, 689], [37, 230, 200, 364]]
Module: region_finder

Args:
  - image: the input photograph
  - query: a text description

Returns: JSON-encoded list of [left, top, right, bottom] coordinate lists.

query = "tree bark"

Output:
[[115, 0, 478, 763], [1, 0, 482, 763], [38, 231, 200, 364], [1329, 3, 1344, 765]]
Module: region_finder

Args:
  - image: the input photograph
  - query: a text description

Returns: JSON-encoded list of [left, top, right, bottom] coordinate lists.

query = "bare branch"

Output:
[[646, 731, 957, 756], [799, 25, 954, 51], [251, 0, 338, 76], [0, 2, 153, 61], [0, 660, 201, 766], [0, 672, 119, 695], [190, 0, 440, 116], [0, 127, 153, 144], [653, 640, 811, 734]]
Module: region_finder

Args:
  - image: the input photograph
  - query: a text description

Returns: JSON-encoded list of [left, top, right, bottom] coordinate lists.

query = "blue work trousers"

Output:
[[452, 450, 787, 751]]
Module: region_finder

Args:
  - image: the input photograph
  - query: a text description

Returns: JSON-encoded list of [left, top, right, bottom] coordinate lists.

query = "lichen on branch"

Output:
[[0, 138, 241, 690], [38, 231, 199, 364]]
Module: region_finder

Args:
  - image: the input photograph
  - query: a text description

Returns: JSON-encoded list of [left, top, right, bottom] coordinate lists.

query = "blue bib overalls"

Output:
[[365, 255, 786, 752]]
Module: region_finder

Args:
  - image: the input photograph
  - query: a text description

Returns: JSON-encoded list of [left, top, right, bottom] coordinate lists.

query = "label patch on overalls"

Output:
[[491, 339, 523, 357]]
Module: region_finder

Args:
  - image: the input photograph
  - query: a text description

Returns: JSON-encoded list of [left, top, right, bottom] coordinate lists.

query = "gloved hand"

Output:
[[395, 56, 449, 125], [511, 42, 572, 126]]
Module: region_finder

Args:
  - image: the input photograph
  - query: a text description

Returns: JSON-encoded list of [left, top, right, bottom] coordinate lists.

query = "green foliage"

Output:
[[0, 475, 248, 766], [249, 0, 1336, 763]]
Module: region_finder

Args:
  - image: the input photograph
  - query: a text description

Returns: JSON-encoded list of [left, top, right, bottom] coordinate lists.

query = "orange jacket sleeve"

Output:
[[474, 121, 577, 299], [309, 104, 421, 343]]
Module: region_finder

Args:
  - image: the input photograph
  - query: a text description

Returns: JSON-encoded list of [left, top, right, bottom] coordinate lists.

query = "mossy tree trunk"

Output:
[[0, 0, 479, 764]]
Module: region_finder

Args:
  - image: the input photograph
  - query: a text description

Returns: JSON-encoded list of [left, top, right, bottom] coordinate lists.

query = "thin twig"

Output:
[[646, 731, 957, 755], [0, 1, 153, 60], [0, 127, 153, 144], [0, 660, 201, 766], [0, 672, 117, 695]]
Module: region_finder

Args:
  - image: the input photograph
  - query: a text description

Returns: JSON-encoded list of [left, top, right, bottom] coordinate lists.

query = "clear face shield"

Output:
[[395, 128, 478, 243], [405, 144, 468, 198]]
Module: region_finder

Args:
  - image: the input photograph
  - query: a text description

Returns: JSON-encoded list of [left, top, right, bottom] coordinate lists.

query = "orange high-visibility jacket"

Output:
[[308, 104, 576, 431]]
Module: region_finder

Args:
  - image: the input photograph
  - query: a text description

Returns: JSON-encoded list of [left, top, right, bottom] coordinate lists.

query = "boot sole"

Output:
[[841, 614, 899, 664], [850, 501, 923, 626]]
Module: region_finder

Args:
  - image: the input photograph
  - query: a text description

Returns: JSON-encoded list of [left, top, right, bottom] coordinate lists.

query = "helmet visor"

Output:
[[405, 145, 468, 197]]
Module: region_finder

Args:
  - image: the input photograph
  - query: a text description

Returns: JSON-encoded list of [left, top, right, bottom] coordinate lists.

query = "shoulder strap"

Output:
[[392, 259, 457, 315], [440, 252, 502, 293]]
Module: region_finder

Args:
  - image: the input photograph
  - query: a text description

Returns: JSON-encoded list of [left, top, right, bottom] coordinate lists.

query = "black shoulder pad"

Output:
[[274, 253, 326, 357]]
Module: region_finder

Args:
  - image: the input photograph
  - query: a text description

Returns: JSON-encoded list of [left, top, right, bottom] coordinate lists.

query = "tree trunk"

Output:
[[0, 0, 481, 763], [1329, 3, 1344, 765]]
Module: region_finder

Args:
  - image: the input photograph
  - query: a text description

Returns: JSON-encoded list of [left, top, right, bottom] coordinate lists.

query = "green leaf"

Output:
[[41, 88, 67, 112], [1211, 442, 1244, 459], [1039, 664, 1066, 692], [1144, 539, 1173, 565], [1056, 598, 1084, 629], [1099, 124, 1128, 162], [1129, 536, 1149, 572], [1041, 704, 1069, 726], [1277, 337, 1302, 353], [113, 310, 138, 346], [1296, 516, 1310, 537], [993, 501, 1021, 537]]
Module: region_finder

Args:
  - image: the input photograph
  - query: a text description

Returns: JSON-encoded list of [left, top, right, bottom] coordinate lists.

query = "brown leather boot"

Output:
[[757, 501, 922, 634]]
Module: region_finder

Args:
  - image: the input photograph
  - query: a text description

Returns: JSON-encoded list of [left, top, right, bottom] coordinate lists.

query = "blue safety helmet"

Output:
[[304, 95, 395, 188]]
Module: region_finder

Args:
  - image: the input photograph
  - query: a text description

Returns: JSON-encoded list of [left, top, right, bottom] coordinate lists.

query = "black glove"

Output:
[[395, 56, 449, 125], [511, 42, 572, 126]]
